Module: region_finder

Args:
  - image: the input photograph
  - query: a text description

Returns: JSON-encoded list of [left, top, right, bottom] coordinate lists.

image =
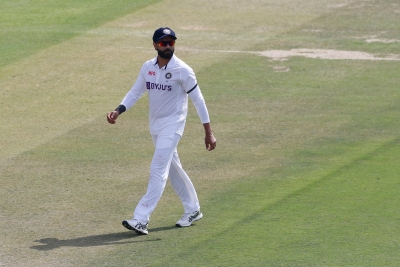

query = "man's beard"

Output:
[[157, 48, 174, 59]]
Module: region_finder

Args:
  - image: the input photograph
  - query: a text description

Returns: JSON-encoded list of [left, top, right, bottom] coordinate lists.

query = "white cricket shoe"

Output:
[[122, 219, 149, 235], [175, 210, 203, 227]]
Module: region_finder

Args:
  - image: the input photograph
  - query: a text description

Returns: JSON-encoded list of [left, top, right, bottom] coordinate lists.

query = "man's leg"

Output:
[[133, 133, 179, 223], [169, 148, 200, 213], [168, 135, 202, 227]]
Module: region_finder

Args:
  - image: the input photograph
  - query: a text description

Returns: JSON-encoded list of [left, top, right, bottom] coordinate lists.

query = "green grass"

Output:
[[0, 0, 161, 68], [158, 141, 400, 267], [1, 0, 400, 266]]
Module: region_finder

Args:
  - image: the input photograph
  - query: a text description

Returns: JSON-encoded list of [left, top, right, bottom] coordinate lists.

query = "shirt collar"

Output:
[[152, 55, 176, 69]]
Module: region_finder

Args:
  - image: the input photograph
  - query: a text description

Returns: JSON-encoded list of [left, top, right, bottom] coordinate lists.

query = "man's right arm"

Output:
[[107, 65, 147, 124], [107, 105, 125, 124]]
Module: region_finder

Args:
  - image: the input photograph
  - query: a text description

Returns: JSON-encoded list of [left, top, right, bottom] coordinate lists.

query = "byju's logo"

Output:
[[146, 82, 172, 91]]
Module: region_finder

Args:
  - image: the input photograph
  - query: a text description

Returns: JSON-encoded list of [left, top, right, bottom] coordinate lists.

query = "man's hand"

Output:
[[203, 123, 216, 151], [107, 111, 120, 124], [205, 132, 216, 151]]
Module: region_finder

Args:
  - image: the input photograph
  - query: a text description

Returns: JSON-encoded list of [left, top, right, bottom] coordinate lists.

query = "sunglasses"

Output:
[[157, 40, 175, 47]]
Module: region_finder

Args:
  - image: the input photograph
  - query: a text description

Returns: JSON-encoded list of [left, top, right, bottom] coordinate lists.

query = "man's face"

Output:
[[153, 36, 175, 59]]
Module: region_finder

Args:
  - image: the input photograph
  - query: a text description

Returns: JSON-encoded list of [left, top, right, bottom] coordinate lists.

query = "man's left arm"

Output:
[[188, 85, 216, 151], [203, 122, 216, 151]]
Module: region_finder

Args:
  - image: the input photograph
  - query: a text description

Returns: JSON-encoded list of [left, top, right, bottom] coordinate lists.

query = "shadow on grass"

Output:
[[30, 226, 178, 251]]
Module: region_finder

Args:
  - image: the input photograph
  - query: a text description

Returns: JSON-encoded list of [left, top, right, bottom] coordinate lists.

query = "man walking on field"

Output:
[[107, 27, 216, 235]]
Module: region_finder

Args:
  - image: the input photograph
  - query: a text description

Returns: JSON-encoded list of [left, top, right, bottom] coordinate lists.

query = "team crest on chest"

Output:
[[165, 72, 172, 79]]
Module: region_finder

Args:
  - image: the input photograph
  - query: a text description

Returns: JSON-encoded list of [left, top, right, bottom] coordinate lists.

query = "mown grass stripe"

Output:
[[154, 138, 400, 266], [0, 0, 162, 68]]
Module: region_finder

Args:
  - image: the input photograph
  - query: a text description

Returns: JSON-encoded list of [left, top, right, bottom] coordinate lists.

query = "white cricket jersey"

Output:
[[121, 55, 210, 136]]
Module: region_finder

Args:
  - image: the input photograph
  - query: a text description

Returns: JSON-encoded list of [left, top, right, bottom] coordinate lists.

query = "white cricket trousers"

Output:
[[133, 133, 200, 223]]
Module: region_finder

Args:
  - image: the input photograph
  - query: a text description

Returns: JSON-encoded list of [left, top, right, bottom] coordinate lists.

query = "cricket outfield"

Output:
[[1, 0, 399, 266]]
